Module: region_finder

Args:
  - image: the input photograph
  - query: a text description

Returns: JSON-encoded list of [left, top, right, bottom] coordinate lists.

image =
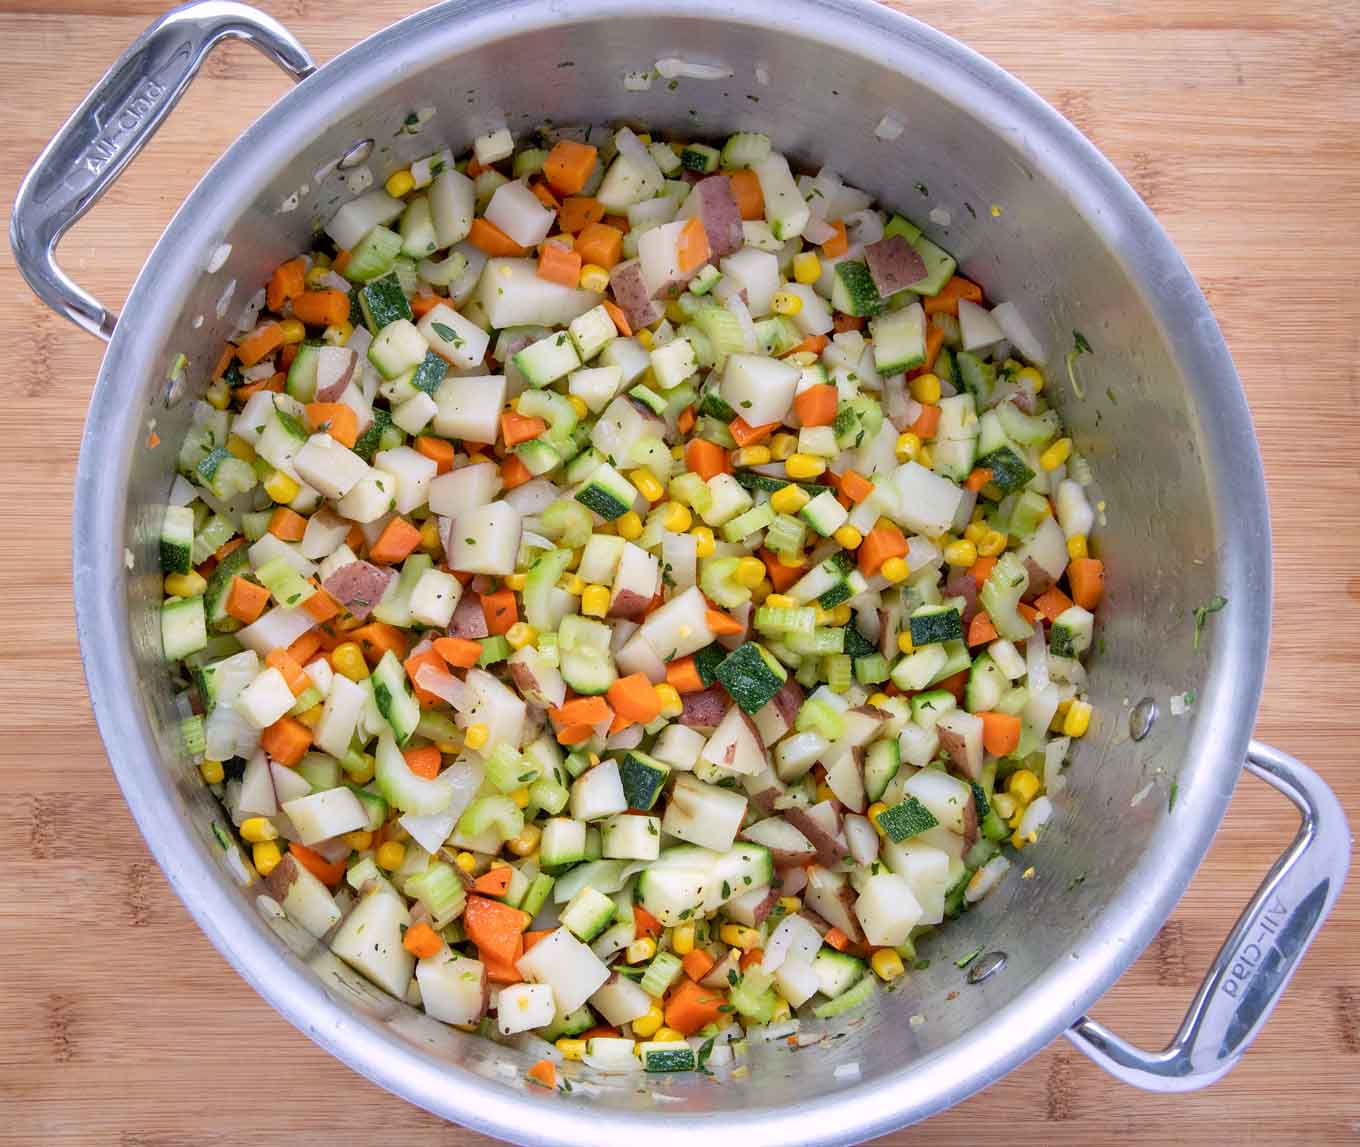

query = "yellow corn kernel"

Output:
[[765, 593, 797, 610], [964, 520, 988, 545], [944, 539, 978, 568], [909, 372, 942, 404], [453, 850, 477, 873], [617, 510, 644, 540], [164, 571, 207, 599], [734, 557, 767, 588], [636, 328, 654, 349], [507, 823, 542, 857], [895, 432, 922, 462], [833, 525, 863, 550], [1063, 699, 1093, 738], [770, 484, 810, 515], [566, 394, 589, 420], [769, 432, 798, 461], [871, 948, 906, 981], [506, 622, 537, 650], [295, 704, 324, 730], [252, 840, 282, 877], [629, 468, 665, 503], [793, 251, 822, 284], [733, 445, 772, 467], [653, 1026, 685, 1044], [343, 752, 375, 785], [332, 642, 369, 681], [785, 453, 826, 480], [1008, 769, 1041, 804], [263, 469, 301, 504], [918, 445, 933, 468], [689, 525, 716, 558], [579, 263, 610, 292], [880, 557, 909, 584], [867, 801, 889, 836], [200, 760, 225, 785], [655, 683, 683, 718], [719, 923, 760, 951], [277, 318, 307, 345], [509, 786, 531, 810], [226, 434, 256, 463], [322, 320, 354, 347], [304, 264, 330, 289], [1015, 365, 1045, 394], [897, 632, 914, 655], [771, 290, 803, 316], [671, 924, 696, 956], [1050, 698, 1072, 733], [559, 573, 586, 596], [629, 1003, 665, 1038], [385, 169, 416, 198], [1040, 437, 1073, 472], [665, 299, 688, 324], [830, 604, 852, 626], [1066, 533, 1089, 561], [419, 517, 442, 554], [778, 896, 803, 914], [977, 529, 1008, 558], [341, 829, 374, 852], [660, 502, 692, 533], [626, 937, 657, 964], [204, 379, 231, 409], [867, 692, 890, 708], [769, 997, 792, 1024], [581, 584, 610, 617], [815, 781, 836, 805], [556, 1038, 587, 1061], [786, 350, 819, 368], [504, 572, 528, 592], [240, 817, 278, 844], [376, 840, 407, 871], [463, 723, 489, 751]]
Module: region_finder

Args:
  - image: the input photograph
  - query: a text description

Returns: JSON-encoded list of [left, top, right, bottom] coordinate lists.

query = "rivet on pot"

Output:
[[966, 951, 1007, 985], [338, 138, 374, 169], [1129, 697, 1157, 742]]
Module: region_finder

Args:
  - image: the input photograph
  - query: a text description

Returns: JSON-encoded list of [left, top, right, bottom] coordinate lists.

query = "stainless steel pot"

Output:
[[12, 1, 1350, 1142]]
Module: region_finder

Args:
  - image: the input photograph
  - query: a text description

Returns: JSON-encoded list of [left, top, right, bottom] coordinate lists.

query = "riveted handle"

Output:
[[9, 1, 315, 341], [1066, 741, 1351, 1091]]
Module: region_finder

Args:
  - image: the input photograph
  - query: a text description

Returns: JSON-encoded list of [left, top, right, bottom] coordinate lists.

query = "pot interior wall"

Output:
[[106, 1, 1255, 1130]]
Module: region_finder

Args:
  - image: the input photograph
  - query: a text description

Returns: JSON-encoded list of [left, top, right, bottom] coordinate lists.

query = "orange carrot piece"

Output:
[[433, 635, 482, 669], [526, 1059, 557, 1090], [500, 410, 548, 447], [290, 290, 351, 327], [267, 257, 307, 313], [369, 516, 423, 564], [555, 723, 595, 746], [607, 672, 663, 724], [1034, 586, 1075, 624], [286, 628, 325, 667], [289, 842, 346, 886], [549, 695, 612, 728], [676, 216, 710, 275], [501, 453, 532, 489], [467, 217, 528, 257], [633, 904, 663, 940], [665, 656, 705, 694], [349, 621, 409, 664], [979, 711, 1023, 756], [602, 299, 632, 336], [729, 169, 764, 220], [923, 324, 945, 371], [483, 945, 525, 985], [297, 580, 339, 623], [304, 402, 359, 448], [839, 469, 874, 504], [410, 292, 442, 319], [543, 139, 599, 196], [472, 866, 514, 897], [574, 222, 624, 269], [739, 947, 765, 971], [823, 927, 849, 951], [684, 438, 727, 481], [529, 180, 561, 210], [793, 384, 839, 428], [402, 920, 444, 958], [821, 220, 849, 258], [704, 609, 745, 637], [964, 467, 992, 493], [676, 404, 696, 435], [523, 929, 554, 952], [537, 243, 583, 287], [858, 521, 908, 577], [261, 716, 312, 766], [212, 345, 236, 380], [910, 403, 942, 439], [782, 333, 829, 358], [235, 323, 284, 368], [267, 506, 308, 542], [404, 647, 449, 707], [681, 949, 716, 983], [1067, 558, 1105, 609], [923, 275, 984, 317], [558, 195, 605, 234], [970, 556, 997, 586], [967, 611, 999, 647], [266, 648, 312, 696], [463, 896, 531, 967], [331, 249, 352, 275], [760, 548, 805, 593], [481, 588, 518, 636], [226, 576, 270, 625], [414, 436, 456, 474], [664, 979, 727, 1036], [728, 417, 780, 447]]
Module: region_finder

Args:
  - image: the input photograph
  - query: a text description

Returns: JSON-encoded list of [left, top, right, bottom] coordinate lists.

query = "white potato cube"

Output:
[[392, 391, 438, 435], [447, 500, 521, 574], [496, 982, 557, 1034], [336, 471, 397, 523], [293, 434, 371, 500], [434, 374, 506, 444], [418, 302, 490, 371], [409, 568, 462, 628], [374, 445, 438, 515], [234, 667, 296, 730]]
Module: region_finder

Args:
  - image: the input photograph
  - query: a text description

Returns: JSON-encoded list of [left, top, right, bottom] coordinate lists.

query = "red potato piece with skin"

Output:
[[323, 561, 395, 621], [608, 589, 652, 621], [945, 569, 980, 624], [449, 594, 490, 639], [1022, 556, 1057, 597], [693, 176, 744, 259], [961, 793, 980, 851], [609, 259, 665, 330], [783, 806, 849, 867], [747, 886, 781, 926], [678, 685, 729, 731], [770, 678, 805, 731], [863, 235, 928, 298], [740, 816, 817, 867], [314, 348, 358, 402]]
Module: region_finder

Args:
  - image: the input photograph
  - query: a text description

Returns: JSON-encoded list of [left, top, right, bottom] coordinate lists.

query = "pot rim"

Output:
[[73, 1, 1272, 1142]]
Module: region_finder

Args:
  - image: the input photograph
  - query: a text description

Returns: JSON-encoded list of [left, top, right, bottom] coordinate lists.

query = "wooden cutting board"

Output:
[[0, 1, 1355, 1142]]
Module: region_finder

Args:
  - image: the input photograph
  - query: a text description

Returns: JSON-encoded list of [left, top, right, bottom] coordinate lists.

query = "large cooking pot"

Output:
[[12, 1, 1350, 1142]]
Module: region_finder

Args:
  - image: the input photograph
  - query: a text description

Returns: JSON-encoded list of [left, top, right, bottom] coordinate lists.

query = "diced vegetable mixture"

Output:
[[162, 122, 1105, 1079]]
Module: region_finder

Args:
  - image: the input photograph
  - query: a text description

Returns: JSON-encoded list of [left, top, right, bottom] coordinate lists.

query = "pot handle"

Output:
[[9, 1, 315, 341], [1066, 741, 1350, 1091]]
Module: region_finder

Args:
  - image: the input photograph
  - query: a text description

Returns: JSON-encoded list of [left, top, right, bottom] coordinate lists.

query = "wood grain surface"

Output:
[[1, 1, 1357, 1143]]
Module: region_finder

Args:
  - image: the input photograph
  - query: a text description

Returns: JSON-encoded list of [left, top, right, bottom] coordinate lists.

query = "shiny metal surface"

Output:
[[9, 1, 314, 340], [1067, 741, 1351, 1090], [17, 0, 1348, 1142]]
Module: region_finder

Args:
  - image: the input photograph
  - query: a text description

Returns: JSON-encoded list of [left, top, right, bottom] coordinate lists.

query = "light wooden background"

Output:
[[1, 1, 1357, 1143]]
